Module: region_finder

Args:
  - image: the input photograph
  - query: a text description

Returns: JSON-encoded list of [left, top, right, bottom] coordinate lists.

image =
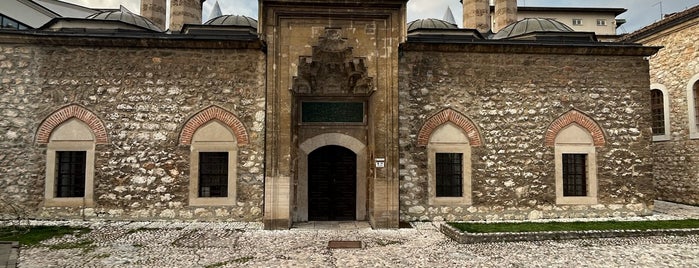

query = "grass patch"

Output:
[[449, 219, 699, 233], [0, 226, 91, 246]]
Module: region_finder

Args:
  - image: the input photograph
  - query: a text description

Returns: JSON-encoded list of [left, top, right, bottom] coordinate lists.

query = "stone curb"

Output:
[[0, 241, 19, 268], [440, 223, 699, 244]]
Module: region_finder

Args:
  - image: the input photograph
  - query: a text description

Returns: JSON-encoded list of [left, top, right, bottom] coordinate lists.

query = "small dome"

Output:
[[493, 18, 573, 39], [205, 15, 258, 30], [86, 10, 162, 32], [407, 18, 458, 32]]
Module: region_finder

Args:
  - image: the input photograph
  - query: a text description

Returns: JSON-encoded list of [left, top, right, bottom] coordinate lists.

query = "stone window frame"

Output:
[[37, 105, 107, 208], [688, 74, 699, 139], [188, 123, 238, 206], [45, 139, 96, 207], [572, 18, 582, 26], [428, 133, 472, 206], [596, 19, 607, 26], [418, 109, 482, 206], [546, 110, 605, 205], [650, 84, 671, 141], [180, 106, 249, 207], [555, 139, 597, 205]]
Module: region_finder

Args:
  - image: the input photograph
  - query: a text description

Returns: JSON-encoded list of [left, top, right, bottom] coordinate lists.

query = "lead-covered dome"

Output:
[[205, 15, 257, 31], [492, 18, 573, 39], [407, 18, 458, 32], [87, 10, 162, 32]]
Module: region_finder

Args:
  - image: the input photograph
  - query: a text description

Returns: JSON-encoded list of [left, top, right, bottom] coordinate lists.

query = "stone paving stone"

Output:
[[9, 202, 699, 267]]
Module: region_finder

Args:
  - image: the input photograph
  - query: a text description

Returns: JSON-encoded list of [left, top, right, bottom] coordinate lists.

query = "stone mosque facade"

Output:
[[0, 0, 663, 229]]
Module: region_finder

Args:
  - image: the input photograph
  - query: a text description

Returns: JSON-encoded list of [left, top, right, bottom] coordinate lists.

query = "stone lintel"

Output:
[[400, 42, 661, 56]]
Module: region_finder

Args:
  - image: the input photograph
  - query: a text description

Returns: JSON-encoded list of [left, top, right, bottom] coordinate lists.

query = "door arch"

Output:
[[296, 133, 367, 221]]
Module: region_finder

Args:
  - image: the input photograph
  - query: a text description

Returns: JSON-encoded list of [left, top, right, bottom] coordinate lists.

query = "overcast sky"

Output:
[[62, 0, 699, 33]]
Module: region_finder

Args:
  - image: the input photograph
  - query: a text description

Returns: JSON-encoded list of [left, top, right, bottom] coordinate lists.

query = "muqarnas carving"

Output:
[[292, 28, 374, 96]]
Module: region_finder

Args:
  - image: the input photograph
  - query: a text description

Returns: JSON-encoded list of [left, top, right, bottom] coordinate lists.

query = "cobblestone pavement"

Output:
[[12, 201, 699, 268]]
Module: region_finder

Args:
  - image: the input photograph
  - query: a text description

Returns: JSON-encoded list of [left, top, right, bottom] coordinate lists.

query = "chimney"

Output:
[[170, 0, 204, 32], [140, 0, 167, 31], [462, 0, 490, 33], [494, 0, 517, 32]]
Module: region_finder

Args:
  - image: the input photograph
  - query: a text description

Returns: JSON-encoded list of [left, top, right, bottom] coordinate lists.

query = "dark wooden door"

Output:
[[308, 145, 356, 221]]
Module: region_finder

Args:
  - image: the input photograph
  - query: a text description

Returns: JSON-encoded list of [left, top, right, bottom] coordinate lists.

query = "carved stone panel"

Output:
[[292, 28, 374, 96]]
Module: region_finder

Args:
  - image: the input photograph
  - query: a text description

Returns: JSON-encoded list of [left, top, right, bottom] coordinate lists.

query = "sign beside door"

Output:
[[375, 157, 385, 168]]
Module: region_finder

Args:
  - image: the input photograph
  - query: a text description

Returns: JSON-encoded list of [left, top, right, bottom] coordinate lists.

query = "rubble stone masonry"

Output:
[[644, 17, 699, 205], [0, 36, 266, 221], [398, 43, 657, 221]]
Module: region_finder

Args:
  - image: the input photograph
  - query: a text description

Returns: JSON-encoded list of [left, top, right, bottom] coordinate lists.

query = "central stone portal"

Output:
[[261, 0, 406, 229]]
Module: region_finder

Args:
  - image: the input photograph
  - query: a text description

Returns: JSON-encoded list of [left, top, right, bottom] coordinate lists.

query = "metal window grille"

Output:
[[562, 154, 587, 196], [199, 152, 228, 197], [55, 151, 86, 198], [435, 153, 462, 197], [650, 89, 665, 135]]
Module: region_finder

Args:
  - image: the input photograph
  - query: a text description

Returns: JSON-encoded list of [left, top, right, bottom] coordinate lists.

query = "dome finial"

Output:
[[208, 1, 223, 22], [443, 6, 456, 25]]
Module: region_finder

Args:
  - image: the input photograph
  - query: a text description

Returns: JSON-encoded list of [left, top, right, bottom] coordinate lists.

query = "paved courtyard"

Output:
[[8, 201, 699, 267]]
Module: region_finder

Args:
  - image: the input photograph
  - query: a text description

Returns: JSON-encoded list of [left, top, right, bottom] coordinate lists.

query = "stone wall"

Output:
[[643, 17, 699, 205], [398, 43, 656, 221], [0, 35, 266, 221]]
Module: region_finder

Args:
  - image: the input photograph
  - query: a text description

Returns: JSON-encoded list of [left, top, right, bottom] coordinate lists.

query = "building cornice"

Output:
[[0, 30, 264, 50], [401, 41, 659, 57]]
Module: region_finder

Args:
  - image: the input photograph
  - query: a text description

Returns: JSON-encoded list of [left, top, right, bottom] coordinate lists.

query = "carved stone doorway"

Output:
[[308, 145, 357, 221]]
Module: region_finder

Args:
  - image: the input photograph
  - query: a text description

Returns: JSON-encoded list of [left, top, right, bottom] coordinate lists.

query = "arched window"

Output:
[[650, 89, 665, 135], [650, 84, 671, 141], [427, 123, 472, 205], [44, 119, 96, 207], [554, 124, 598, 205], [688, 75, 699, 139], [188, 121, 238, 206]]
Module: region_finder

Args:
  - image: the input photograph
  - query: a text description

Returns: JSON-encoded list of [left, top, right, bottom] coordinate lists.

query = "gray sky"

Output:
[[62, 0, 699, 33]]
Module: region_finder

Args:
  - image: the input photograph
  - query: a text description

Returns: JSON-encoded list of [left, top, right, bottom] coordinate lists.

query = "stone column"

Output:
[[140, 0, 167, 31], [170, 0, 203, 32], [494, 0, 517, 32], [462, 0, 490, 33]]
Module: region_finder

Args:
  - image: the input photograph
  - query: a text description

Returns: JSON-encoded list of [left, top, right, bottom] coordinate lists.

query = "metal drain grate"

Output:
[[328, 240, 362, 249]]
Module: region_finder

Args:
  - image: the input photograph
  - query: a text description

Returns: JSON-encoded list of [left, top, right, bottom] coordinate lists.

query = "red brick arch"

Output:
[[545, 110, 606, 147], [417, 108, 482, 146], [179, 106, 249, 145], [36, 104, 108, 144]]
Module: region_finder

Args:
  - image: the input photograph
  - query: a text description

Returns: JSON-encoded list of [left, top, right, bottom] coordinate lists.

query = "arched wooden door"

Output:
[[308, 145, 356, 221]]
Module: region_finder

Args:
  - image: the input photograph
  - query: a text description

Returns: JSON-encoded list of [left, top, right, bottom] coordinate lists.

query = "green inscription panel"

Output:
[[302, 102, 364, 123]]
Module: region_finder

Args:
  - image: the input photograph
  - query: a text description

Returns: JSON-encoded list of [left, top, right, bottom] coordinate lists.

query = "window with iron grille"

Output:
[[199, 152, 228, 197], [562, 154, 587, 196], [55, 151, 86, 198], [435, 153, 462, 197], [651, 89, 665, 135]]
